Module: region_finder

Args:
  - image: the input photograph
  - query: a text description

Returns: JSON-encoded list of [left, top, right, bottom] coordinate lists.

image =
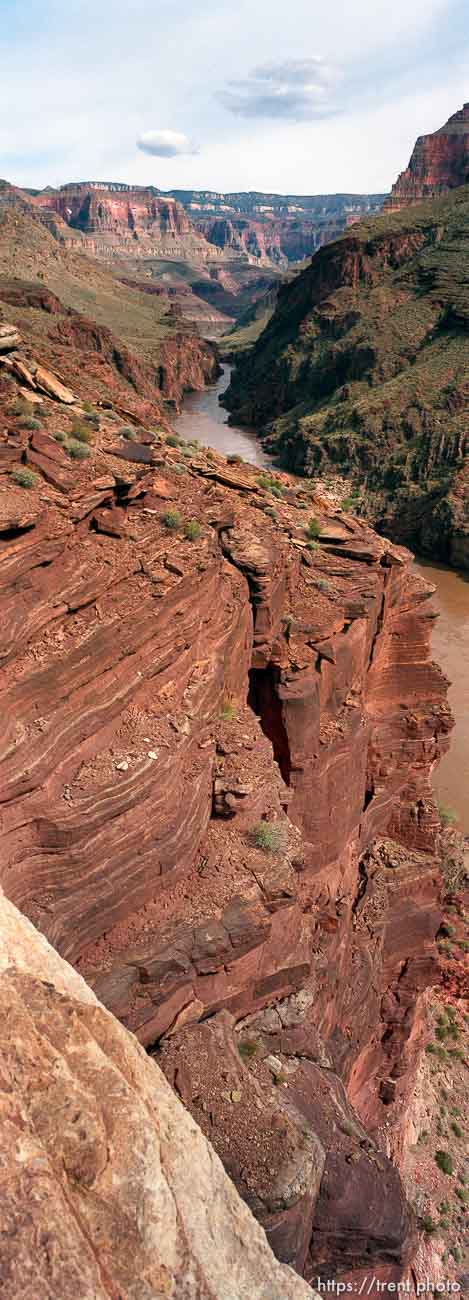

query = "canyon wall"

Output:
[[386, 104, 469, 209], [223, 186, 469, 566], [0, 338, 453, 1286], [31, 183, 220, 262]]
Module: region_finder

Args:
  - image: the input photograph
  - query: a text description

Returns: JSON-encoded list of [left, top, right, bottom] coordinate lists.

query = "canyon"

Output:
[[0, 111, 468, 1296], [0, 299, 459, 1291], [224, 184, 469, 568], [28, 182, 385, 269]]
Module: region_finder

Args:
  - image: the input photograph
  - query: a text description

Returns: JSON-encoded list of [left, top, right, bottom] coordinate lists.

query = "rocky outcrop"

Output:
[[31, 182, 222, 263], [386, 104, 469, 209], [223, 186, 469, 566], [0, 339, 453, 1287], [0, 890, 314, 1300]]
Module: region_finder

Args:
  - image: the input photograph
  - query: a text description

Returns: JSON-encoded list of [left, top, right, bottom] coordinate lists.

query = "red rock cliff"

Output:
[[0, 347, 453, 1286], [31, 183, 221, 261], [386, 103, 469, 208]]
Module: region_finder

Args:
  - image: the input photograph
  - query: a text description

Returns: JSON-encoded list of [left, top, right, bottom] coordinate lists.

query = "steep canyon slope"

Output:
[[0, 307, 454, 1290], [0, 189, 218, 417], [224, 186, 469, 567]]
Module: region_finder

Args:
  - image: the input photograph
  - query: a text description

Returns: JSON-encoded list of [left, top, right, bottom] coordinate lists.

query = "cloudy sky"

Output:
[[1, 0, 468, 195]]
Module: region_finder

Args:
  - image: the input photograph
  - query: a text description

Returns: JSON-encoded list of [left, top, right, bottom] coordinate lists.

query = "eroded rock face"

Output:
[[0, 891, 314, 1300], [31, 182, 221, 263], [386, 104, 469, 208], [0, 361, 452, 1285]]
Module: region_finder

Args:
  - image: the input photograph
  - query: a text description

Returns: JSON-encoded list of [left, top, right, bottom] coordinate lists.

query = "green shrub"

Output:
[[455, 1187, 468, 1204], [166, 434, 180, 447], [450, 1121, 462, 1138], [119, 425, 137, 439], [238, 1040, 258, 1060], [435, 1150, 454, 1176], [184, 519, 202, 541], [172, 464, 186, 475], [227, 453, 243, 464], [162, 509, 182, 530], [67, 440, 91, 460], [6, 398, 28, 416], [220, 701, 236, 721], [315, 577, 331, 593], [438, 803, 458, 826], [17, 416, 42, 431], [188, 438, 199, 448], [440, 1200, 450, 1214], [53, 431, 68, 443], [307, 516, 321, 540], [71, 424, 94, 444], [421, 1215, 437, 1235], [306, 539, 319, 551], [179, 445, 192, 457], [11, 467, 38, 489], [81, 400, 94, 413], [341, 495, 361, 511], [206, 449, 215, 460], [251, 821, 288, 855]]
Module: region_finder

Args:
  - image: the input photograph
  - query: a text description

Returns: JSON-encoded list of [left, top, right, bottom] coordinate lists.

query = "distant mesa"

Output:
[[386, 102, 469, 209]]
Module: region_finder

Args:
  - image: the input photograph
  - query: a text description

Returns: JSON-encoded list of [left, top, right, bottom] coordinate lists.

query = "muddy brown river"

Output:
[[175, 367, 469, 832]]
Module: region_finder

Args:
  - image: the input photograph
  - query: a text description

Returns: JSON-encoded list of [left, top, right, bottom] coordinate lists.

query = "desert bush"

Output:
[[438, 803, 458, 827], [71, 424, 94, 444], [251, 821, 288, 855], [162, 509, 182, 530], [184, 519, 202, 541], [238, 1040, 258, 1060], [435, 1150, 454, 1176], [307, 516, 321, 539], [53, 431, 68, 443], [17, 416, 42, 431], [219, 701, 236, 721], [11, 467, 38, 488], [227, 453, 243, 464], [166, 434, 180, 447], [67, 440, 91, 460]]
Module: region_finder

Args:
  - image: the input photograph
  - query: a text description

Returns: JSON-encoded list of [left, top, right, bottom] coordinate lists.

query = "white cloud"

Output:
[[218, 56, 340, 120], [137, 129, 198, 157]]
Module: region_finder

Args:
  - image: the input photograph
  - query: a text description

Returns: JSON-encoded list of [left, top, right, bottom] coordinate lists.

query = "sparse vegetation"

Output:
[[17, 416, 42, 431], [166, 434, 180, 447], [162, 509, 182, 530], [307, 516, 321, 540], [238, 1040, 258, 1060], [227, 453, 243, 464], [421, 1215, 437, 1235], [119, 425, 138, 441], [11, 467, 38, 489], [184, 519, 202, 541], [53, 431, 68, 443], [67, 439, 91, 460], [306, 539, 319, 551], [435, 1150, 454, 1176], [70, 423, 94, 444], [251, 821, 288, 855], [438, 803, 458, 827], [219, 701, 236, 722]]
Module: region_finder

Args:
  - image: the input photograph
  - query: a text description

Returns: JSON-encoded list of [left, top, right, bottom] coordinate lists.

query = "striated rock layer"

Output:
[[0, 890, 314, 1300], [386, 104, 469, 209], [0, 335, 453, 1287]]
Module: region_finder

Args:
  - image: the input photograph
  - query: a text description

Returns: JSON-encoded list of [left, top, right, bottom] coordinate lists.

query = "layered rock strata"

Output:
[[386, 104, 469, 209], [0, 890, 314, 1300], [0, 350, 453, 1286]]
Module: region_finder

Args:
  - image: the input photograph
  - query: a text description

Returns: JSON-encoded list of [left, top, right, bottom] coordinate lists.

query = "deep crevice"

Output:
[[248, 665, 292, 786]]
